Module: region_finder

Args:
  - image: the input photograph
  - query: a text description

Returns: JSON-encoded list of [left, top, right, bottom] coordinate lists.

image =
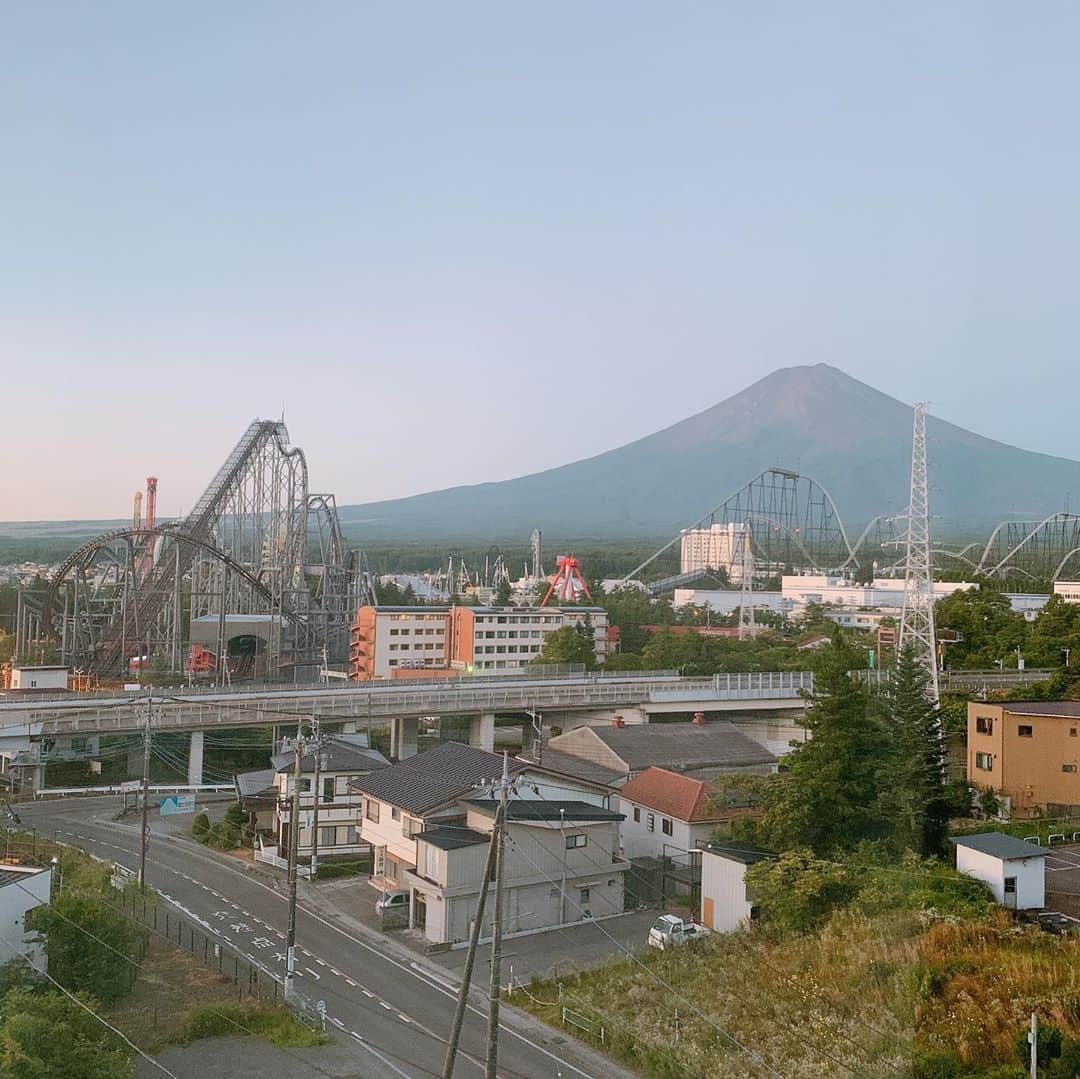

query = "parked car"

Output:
[[647, 914, 709, 951], [376, 889, 410, 914]]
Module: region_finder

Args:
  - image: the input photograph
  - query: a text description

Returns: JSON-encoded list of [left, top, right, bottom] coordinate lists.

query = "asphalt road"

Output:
[[18, 795, 632, 1079]]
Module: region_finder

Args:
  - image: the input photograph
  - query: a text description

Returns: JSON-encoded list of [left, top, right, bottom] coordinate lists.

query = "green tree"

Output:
[[28, 894, 146, 1005], [743, 849, 857, 932], [877, 644, 950, 856], [534, 625, 595, 669], [494, 579, 512, 606], [757, 636, 891, 855], [933, 587, 1028, 668], [0, 988, 134, 1078]]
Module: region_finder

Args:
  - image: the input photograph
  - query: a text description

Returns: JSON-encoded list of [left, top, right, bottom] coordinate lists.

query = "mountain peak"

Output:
[[341, 366, 1080, 542]]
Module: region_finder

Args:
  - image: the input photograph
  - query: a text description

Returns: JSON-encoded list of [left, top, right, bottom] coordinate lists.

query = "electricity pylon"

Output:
[[898, 402, 940, 702], [737, 523, 757, 641]]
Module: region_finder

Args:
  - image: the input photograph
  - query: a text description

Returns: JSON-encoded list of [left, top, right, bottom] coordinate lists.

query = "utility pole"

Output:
[[138, 691, 152, 889], [284, 722, 304, 1003], [309, 718, 324, 880], [1029, 1011, 1038, 1079], [441, 816, 500, 1079], [485, 752, 510, 1079]]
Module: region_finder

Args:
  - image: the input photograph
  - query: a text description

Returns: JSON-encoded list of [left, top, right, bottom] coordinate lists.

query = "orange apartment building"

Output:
[[349, 605, 610, 680], [967, 700, 1080, 817]]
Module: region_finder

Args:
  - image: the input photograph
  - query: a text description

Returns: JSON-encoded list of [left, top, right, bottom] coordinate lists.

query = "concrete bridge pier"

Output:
[[390, 716, 419, 760], [187, 731, 205, 786], [468, 714, 495, 753]]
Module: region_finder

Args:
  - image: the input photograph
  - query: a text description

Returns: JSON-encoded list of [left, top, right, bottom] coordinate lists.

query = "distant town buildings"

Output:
[[348, 605, 610, 680]]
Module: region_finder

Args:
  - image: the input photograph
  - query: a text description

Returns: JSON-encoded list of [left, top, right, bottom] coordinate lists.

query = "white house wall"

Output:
[[700, 853, 753, 932]]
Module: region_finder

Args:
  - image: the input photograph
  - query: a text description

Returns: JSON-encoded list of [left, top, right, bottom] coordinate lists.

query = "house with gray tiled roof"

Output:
[[350, 741, 623, 925]]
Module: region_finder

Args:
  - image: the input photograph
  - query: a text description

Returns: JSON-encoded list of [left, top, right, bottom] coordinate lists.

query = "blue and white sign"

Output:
[[159, 794, 196, 816]]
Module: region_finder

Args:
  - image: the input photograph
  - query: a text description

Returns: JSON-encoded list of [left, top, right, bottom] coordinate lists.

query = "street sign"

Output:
[[119, 780, 141, 794], [159, 794, 196, 816]]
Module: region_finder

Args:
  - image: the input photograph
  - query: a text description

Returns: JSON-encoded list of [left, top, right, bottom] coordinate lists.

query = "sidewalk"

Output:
[[309, 877, 658, 984]]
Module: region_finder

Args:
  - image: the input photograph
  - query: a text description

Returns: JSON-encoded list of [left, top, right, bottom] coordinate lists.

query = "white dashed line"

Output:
[[345, 978, 357, 987], [379, 1001, 392, 1010], [362, 989, 374, 998]]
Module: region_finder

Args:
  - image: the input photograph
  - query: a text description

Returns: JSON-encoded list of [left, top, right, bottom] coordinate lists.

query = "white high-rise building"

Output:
[[679, 523, 748, 582]]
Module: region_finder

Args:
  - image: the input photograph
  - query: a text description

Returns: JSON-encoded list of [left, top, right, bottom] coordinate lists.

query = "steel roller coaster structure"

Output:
[[14, 420, 375, 680], [622, 466, 1080, 592]]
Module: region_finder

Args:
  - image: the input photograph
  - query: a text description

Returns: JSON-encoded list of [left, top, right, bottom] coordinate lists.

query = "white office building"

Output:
[[680, 523, 749, 582]]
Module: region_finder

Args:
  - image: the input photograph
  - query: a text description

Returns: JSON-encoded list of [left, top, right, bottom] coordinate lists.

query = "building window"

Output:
[[661, 818, 673, 836], [565, 833, 587, 849], [1018, 725, 1033, 738], [391, 806, 401, 821], [1064, 764, 1078, 773], [404, 816, 422, 838], [975, 716, 993, 735], [974, 752, 993, 771], [336, 825, 358, 845], [632, 807, 640, 823], [365, 799, 380, 824], [1072, 728, 1078, 737], [646, 813, 655, 832], [323, 777, 335, 803], [579, 887, 591, 906], [320, 826, 336, 847]]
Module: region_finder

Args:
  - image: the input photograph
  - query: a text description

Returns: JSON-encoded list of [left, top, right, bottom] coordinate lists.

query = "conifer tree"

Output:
[[758, 633, 890, 855], [880, 643, 949, 856]]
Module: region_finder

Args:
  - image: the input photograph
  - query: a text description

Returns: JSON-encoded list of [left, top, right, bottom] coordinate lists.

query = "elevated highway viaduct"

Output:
[[0, 671, 812, 789]]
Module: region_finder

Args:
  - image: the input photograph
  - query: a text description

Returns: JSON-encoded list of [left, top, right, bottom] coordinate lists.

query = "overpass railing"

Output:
[[650, 671, 814, 702]]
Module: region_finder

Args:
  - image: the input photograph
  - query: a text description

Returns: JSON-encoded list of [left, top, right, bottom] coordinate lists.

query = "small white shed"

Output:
[[700, 844, 771, 933], [950, 832, 1046, 910], [9, 666, 68, 691]]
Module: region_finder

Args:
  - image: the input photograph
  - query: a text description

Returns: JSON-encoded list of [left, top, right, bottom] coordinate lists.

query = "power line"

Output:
[[0, 927, 180, 1078]]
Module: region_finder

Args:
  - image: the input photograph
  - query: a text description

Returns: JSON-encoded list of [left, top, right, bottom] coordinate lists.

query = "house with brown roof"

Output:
[[617, 766, 756, 860]]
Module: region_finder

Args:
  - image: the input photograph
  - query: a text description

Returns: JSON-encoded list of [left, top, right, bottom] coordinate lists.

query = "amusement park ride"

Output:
[[13, 421, 375, 681]]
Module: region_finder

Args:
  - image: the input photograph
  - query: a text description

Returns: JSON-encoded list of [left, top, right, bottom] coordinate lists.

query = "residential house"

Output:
[[967, 700, 1080, 817], [272, 735, 390, 862], [616, 766, 757, 860], [233, 769, 277, 832], [536, 718, 778, 787], [407, 797, 627, 945], [0, 865, 52, 969], [352, 741, 621, 930], [699, 844, 770, 933], [951, 832, 1046, 910]]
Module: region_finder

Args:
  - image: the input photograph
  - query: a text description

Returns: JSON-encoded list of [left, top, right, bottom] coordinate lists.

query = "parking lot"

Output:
[[1044, 843, 1080, 917]]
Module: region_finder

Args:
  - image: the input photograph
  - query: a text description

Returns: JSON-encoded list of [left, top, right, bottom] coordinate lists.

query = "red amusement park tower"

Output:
[[541, 554, 593, 606]]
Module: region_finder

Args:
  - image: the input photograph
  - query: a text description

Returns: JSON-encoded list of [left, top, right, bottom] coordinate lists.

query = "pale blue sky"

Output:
[[2, 3, 1078, 520]]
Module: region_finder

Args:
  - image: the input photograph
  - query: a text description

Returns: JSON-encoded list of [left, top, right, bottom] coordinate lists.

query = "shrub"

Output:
[[191, 812, 210, 840], [169, 1004, 323, 1048], [223, 802, 247, 829], [207, 821, 242, 850], [744, 848, 857, 933], [27, 893, 146, 1005]]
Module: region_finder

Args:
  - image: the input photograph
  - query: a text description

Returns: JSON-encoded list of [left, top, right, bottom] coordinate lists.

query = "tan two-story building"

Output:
[[967, 700, 1080, 817]]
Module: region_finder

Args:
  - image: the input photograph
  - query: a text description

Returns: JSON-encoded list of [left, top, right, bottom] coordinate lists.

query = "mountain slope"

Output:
[[339, 364, 1080, 541]]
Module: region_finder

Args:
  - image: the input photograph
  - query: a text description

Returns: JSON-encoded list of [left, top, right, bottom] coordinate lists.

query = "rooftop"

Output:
[[272, 736, 390, 776], [521, 748, 624, 788], [351, 742, 528, 816], [468, 799, 624, 823], [995, 701, 1080, 718], [704, 843, 773, 866], [557, 720, 777, 773], [0, 865, 49, 887], [950, 832, 1048, 860], [618, 767, 727, 823], [417, 826, 490, 851], [234, 769, 276, 799]]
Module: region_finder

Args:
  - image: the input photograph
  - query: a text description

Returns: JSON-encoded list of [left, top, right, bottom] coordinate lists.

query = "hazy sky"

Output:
[[2, 3, 1078, 521]]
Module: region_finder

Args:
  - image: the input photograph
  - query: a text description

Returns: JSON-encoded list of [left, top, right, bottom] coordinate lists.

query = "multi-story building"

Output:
[[679, 523, 748, 582], [348, 605, 610, 680], [967, 700, 1080, 817], [1054, 581, 1080, 604], [351, 741, 621, 929], [271, 735, 390, 863]]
